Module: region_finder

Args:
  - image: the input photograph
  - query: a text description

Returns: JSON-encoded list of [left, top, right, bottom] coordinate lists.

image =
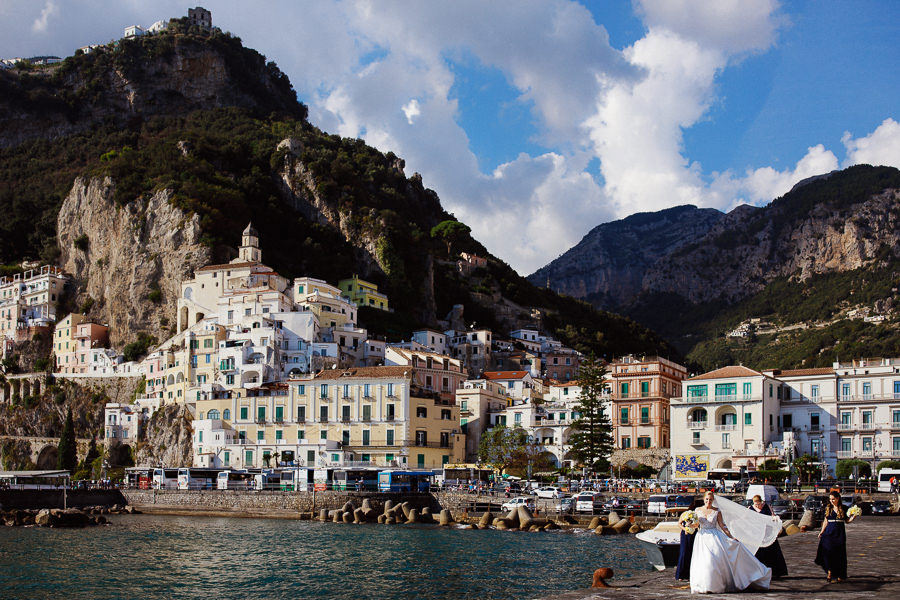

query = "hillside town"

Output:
[[2, 224, 898, 484]]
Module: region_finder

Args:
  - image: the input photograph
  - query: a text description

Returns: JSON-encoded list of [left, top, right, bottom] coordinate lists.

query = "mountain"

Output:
[[529, 204, 724, 308], [0, 24, 675, 361], [531, 165, 900, 370]]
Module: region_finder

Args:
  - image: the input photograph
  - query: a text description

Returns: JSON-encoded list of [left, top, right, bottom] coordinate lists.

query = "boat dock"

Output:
[[549, 516, 900, 599]]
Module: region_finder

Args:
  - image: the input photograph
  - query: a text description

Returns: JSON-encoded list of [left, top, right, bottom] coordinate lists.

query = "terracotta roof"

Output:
[[197, 261, 261, 272], [688, 365, 763, 381], [306, 366, 411, 381], [483, 370, 530, 380], [768, 367, 835, 377], [551, 381, 581, 388], [387, 347, 458, 362]]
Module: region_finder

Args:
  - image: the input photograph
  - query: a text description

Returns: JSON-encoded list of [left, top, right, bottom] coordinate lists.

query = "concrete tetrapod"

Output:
[[517, 505, 535, 530], [588, 516, 602, 530], [401, 502, 412, 519], [798, 510, 814, 531], [478, 511, 494, 528], [607, 511, 621, 526], [377, 514, 387, 524], [342, 511, 353, 524], [319, 508, 328, 522], [353, 508, 365, 524], [439, 509, 453, 526], [333, 511, 342, 523], [383, 499, 393, 514], [504, 508, 521, 529], [361, 498, 372, 511], [406, 508, 419, 524], [611, 518, 631, 533]]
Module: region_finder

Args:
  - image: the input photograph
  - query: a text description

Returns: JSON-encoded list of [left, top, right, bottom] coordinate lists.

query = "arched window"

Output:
[[198, 412, 204, 420], [222, 409, 231, 420], [689, 408, 708, 422], [207, 409, 220, 420]]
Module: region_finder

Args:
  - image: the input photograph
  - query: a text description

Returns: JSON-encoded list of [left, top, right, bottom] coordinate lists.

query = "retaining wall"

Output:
[[0, 489, 126, 510], [122, 489, 441, 517]]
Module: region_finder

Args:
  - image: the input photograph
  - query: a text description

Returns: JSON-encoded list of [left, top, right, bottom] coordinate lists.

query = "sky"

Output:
[[1, 1, 898, 275]]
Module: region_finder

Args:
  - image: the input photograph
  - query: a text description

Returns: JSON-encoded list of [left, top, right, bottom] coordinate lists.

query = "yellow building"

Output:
[[193, 366, 465, 469], [187, 323, 227, 402], [53, 313, 88, 372], [338, 275, 389, 311]]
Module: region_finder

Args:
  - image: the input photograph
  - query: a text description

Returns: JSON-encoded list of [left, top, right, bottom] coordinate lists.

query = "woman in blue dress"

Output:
[[815, 490, 858, 582], [675, 500, 697, 580]]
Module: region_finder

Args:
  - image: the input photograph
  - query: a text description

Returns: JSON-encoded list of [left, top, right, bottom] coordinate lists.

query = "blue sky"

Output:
[[1, 1, 898, 274]]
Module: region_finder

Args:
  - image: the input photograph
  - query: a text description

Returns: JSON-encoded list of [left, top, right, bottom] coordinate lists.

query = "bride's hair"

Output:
[[825, 491, 845, 519]]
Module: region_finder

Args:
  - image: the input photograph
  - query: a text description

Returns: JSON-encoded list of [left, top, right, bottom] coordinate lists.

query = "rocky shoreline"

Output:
[[1, 504, 139, 528]]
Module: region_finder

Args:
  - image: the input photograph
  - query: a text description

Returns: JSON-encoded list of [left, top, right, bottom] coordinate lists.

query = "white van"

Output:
[[575, 492, 603, 513], [745, 484, 779, 505], [877, 468, 900, 492], [647, 494, 674, 515]]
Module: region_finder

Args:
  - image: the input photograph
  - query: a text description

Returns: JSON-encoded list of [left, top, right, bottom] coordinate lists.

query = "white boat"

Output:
[[634, 521, 682, 571]]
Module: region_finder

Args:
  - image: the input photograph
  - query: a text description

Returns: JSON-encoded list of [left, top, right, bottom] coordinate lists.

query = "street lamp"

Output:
[[871, 439, 882, 486]]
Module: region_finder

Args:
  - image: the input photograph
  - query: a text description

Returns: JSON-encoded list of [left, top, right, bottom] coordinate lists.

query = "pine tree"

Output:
[[568, 355, 613, 474], [56, 409, 77, 472]]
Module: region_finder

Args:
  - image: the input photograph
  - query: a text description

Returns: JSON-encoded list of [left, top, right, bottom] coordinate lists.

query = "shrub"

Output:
[[73, 234, 89, 251]]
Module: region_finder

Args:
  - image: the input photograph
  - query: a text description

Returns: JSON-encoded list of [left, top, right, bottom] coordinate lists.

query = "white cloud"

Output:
[[31, 1, 58, 33], [842, 118, 900, 169], [401, 99, 421, 124]]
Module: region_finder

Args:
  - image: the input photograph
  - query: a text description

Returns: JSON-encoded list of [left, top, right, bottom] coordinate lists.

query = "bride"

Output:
[[690, 490, 774, 593]]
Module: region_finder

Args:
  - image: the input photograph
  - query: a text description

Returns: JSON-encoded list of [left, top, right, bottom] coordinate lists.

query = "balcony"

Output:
[[385, 415, 395, 422], [891, 421, 900, 431], [318, 417, 329, 423], [715, 424, 737, 432], [859, 422, 876, 431], [672, 394, 758, 404], [341, 417, 351, 423], [837, 423, 854, 431], [362, 416, 371, 422], [836, 450, 853, 459], [255, 418, 267, 425], [296, 418, 306, 424], [687, 421, 707, 430]]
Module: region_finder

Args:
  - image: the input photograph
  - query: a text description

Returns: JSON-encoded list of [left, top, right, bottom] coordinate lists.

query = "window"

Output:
[[387, 383, 394, 397], [307, 450, 316, 463], [257, 406, 266, 422], [342, 405, 351, 421], [363, 383, 371, 397], [204, 339, 213, 348], [320, 384, 328, 399], [620, 407, 629, 424], [893, 409, 900, 426], [715, 383, 737, 398], [621, 436, 631, 449], [721, 433, 731, 448], [862, 382, 872, 398], [782, 414, 792, 429], [245, 450, 253, 464], [742, 382, 752, 397], [297, 429, 305, 440], [417, 454, 425, 468], [810, 439, 820, 457], [862, 410, 873, 426], [744, 413, 752, 425], [223, 409, 231, 420], [275, 406, 284, 422], [440, 432, 450, 447], [240, 407, 248, 420], [224, 451, 230, 466], [460, 419, 468, 434], [297, 406, 306, 422], [640, 406, 650, 424], [893, 437, 900, 454], [692, 431, 700, 444], [841, 438, 851, 452], [257, 430, 264, 441], [226, 374, 234, 385], [687, 385, 707, 398], [841, 383, 851, 398], [620, 382, 629, 397], [416, 406, 427, 418], [514, 412, 522, 424], [320, 430, 327, 440], [862, 437, 873, 453], [320, 406, 328, 422], [811, 385, 819, 400], [637, 436, 651, 449], [207, 409, 220, 420], [275, 430, 283, 440], [297, 384, 306, 395], [415, 431, 427, 446], [810, 413, 820, 431], [441, 409, 451, 420], [386, 404, 395, 420], [386, 429, 395, 445], [362, 405, 371, 421], [342, 384, 350, 398], [640, 381, 649, 397], [362, 430, 370, 446], [198, 431, 203, 443]]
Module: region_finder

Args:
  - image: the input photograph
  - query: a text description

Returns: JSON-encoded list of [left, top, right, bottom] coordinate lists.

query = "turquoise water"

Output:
[[0, 515, 650, 599]]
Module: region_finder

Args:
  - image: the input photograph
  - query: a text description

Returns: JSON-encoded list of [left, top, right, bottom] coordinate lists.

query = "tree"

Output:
[[56, 409, 77, 472], [568, 355, 613, 474], [876, 460, 900, 472], [430, 220, 470, 257], [793, 453, 821, 482], [836, 459, 871, 479], [478, 425, 529, 475]]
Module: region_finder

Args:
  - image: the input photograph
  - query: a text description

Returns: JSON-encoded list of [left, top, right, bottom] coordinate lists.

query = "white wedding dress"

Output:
[[689, 509, 772, 593]]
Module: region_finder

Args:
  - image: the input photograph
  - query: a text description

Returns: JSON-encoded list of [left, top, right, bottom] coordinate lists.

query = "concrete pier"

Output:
[[549, 517, 900, 599]]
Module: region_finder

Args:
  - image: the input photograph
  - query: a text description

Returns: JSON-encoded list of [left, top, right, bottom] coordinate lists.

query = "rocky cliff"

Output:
[[529, 205, 724, 308], [642, 167, 900, 304], [57, 177, 209, 348], [134, 404, 193, 468]]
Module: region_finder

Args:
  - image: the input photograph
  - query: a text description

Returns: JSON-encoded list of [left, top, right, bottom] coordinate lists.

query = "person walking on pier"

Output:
[[815, 490, 858, 583]]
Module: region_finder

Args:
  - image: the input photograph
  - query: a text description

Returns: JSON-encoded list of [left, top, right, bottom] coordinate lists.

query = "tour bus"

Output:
[[877, 468, 900, 492], [441, 466, 493, 488], [177, 468, 220, 490], [152, 468, 179, 490], [217, 470, 255, 490], [124, 467, 153, 489], [377, 470, 433, 492], [252, 469, 303, 491], [706, 469, 758, 492], [333, 468, 379, 491]]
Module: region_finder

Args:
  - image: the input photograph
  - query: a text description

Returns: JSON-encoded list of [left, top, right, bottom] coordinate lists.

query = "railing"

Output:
[[836, 450, 853, 458], [837, 423, 854, 431], [672, 394, 758, 404], [715, 424, 737, 431], [687, 421, 706, 429], [891, 421, 900, 430], [859, 422, 876, 431]]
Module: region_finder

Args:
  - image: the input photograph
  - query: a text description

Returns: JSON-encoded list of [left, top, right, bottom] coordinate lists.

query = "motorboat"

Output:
[[634, 521, 682, 571]]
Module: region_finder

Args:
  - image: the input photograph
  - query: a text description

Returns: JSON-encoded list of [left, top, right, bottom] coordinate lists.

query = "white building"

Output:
[[104, 403, 141, 442], [411, 329, 447, 355], [123, 25, 145, 38]]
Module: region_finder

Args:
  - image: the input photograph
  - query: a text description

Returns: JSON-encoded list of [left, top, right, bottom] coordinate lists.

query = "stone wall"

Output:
[[122, 489, 441, 516], [0, 489, 126, 510]]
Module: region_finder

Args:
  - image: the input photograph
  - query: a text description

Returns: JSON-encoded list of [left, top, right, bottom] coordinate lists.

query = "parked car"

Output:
[[575, 492, 604, 513], [647, 494, 674, 515], [556, 497, 574, 513], [665, 495, 698, 515], [535, 486, 563, 499], [770, 499, 795, 519], [603, 496, 630, 511], [501, 497, 536, 511], [804, 495, 827, 519], [625, 498, 645, 514], [870, 500, 892, 516]]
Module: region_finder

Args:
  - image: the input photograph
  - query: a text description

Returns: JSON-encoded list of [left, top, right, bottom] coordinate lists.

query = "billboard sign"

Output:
[[675, 454, 709, 479]]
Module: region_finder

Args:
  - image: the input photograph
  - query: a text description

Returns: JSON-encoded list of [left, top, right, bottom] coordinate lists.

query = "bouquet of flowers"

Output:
[[847, 505, 862, 518], [680, 510, 699, 534]]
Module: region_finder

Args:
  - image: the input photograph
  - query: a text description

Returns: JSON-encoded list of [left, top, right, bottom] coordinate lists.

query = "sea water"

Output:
[[0, 514, 650, 599]]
